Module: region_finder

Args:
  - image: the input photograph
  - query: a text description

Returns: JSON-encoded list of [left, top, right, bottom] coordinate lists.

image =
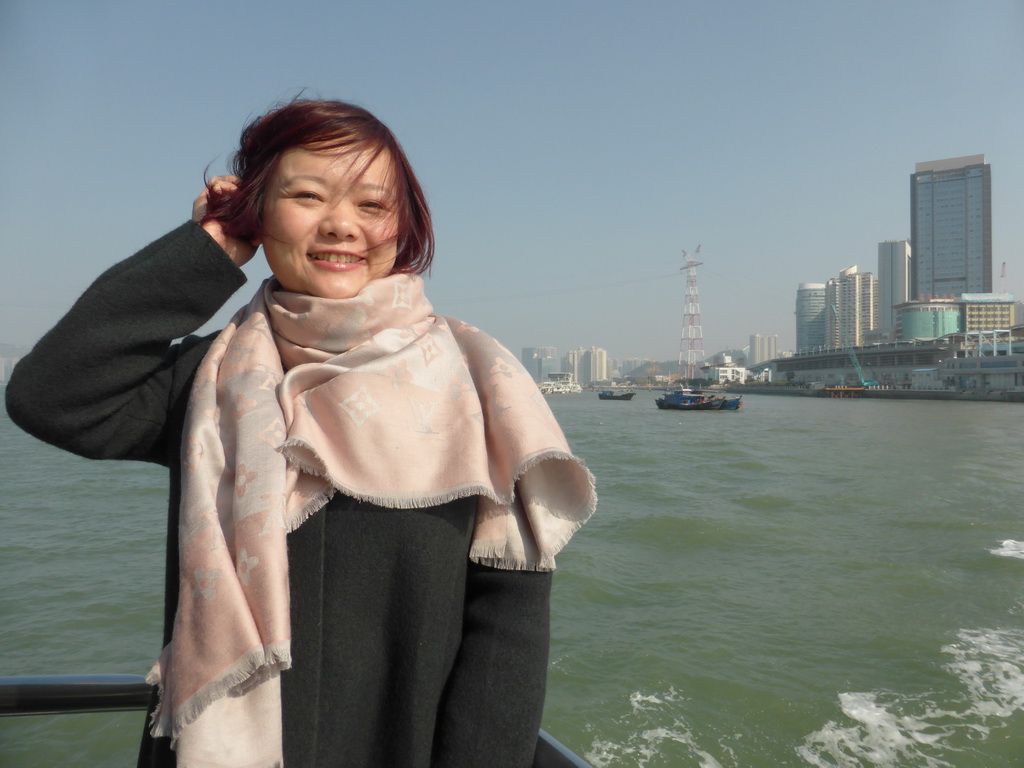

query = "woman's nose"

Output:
[[319, 203, 356, 239]]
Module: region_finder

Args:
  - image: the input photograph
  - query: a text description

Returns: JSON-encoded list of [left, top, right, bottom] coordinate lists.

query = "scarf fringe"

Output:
[[281, 440, 597, 520], [284, 487, 334, 535], [147, 642, 291, 745], [469, 549, 559, 572]]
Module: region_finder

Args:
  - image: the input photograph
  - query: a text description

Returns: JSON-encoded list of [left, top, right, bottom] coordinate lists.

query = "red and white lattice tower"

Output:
[[677, 245, 704, 381]]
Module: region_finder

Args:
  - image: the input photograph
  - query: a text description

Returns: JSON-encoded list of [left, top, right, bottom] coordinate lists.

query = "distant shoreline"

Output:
[[721, 384, 1024, 403]]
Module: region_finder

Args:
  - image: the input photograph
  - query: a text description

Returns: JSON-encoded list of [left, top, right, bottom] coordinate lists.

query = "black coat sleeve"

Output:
[[5, 222, 249, 466]]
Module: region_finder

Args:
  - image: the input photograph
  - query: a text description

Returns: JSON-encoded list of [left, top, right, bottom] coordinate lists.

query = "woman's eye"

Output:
[[296, 192, 321, 201], [360, 200, 385, 211]]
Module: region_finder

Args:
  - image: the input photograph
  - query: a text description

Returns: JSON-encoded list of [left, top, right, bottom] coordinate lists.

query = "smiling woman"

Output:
[[5, 98, 597, 768], [257, 147, 399, 299], [202, 100, 433, 278]]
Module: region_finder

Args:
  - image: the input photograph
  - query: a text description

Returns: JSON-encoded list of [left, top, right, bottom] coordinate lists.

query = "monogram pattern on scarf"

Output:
[[147, 274, 596, 768]]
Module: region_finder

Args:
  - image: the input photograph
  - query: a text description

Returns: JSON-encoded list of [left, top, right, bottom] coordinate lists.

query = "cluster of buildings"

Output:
[[520, 336, 782, 389], [775, 155, 1023, 391], [520, 346, 620, 387], [523, 155, 1022, 394], [794, 156, 1006, 352]]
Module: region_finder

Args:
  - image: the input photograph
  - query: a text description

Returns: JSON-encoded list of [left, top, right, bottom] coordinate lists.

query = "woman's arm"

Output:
[[5, 221, 248, 465]]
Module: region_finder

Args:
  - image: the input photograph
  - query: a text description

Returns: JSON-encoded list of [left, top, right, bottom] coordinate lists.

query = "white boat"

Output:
[[539, 372, 582, 394]]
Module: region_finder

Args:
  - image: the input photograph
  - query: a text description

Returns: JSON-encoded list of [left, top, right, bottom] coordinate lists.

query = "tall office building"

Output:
[[580, 347, 608, 386], [877, 240, 912, 334], [521, 346, 559, 382], [748, 334, 778, 366], [910, 155, 991, 299], [520, 347, 538, 376], [795, 283, 826, 353], [825, 266, 878, 347], [564, 347, 584, 382]]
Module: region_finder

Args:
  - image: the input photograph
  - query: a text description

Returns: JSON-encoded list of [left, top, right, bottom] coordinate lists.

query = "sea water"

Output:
[[3, 391, 1024, 767]]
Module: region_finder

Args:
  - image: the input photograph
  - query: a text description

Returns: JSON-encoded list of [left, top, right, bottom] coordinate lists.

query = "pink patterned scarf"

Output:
[[146, 273, 596, 767]]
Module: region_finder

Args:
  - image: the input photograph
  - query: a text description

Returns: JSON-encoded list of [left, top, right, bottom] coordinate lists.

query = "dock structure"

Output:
[[821, 386, 866, 398]]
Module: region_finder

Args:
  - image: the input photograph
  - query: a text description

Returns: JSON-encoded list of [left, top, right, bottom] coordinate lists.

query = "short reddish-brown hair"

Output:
[[205, 99, 434, 274]]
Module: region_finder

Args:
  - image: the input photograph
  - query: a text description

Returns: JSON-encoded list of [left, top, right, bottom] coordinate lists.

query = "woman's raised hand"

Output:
[[193, 175, 259, 267]]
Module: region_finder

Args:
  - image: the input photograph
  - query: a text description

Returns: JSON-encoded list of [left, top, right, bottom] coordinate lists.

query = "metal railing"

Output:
[[0, 674, 592, 768]]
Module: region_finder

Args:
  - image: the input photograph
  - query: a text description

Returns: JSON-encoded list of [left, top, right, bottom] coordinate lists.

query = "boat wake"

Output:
[[797, 544, 1024, 767], [797, 627, 1024, 767], [579, 542, 1024, 768], [584, 688, 727, 768]]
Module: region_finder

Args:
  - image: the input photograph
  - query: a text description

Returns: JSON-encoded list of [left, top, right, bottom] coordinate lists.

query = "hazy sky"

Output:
[[3, 0, 1023, 361]]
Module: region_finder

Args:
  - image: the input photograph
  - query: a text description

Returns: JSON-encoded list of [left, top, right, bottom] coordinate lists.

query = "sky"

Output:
[[2, 0, 1023, 362]]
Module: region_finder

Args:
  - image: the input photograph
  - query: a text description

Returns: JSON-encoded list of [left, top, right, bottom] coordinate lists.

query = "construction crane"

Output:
[[830, 304, 877, 387]]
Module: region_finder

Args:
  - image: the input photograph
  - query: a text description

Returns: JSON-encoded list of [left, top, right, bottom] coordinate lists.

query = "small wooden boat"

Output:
[[597, 390, 635, 401]]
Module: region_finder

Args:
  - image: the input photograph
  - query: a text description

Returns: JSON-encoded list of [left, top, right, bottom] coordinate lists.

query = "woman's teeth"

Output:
[[310, 253, 361, 263]]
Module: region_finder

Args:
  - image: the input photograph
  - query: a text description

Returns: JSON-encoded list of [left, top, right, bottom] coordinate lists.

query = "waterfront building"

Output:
[[748, 334, 778, 366], [893, 294, 1015, 341], [942, 330, 1024, 391], [962, 293, 1016, 332], [877, 240, 911, 334], [795, 283, 827, 353], [895, 298, 961, 341], [703, 363, 746, 383], [910, 155, 991, 299], [825, 266, 878, 348], [773, 338, 956, 388]]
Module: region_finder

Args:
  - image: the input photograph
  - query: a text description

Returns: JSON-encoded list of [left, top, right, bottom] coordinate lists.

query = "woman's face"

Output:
[[258, 146, 399, 300]]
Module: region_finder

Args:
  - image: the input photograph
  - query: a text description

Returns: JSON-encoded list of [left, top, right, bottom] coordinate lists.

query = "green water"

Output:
[[3, 392, 1024, 767]]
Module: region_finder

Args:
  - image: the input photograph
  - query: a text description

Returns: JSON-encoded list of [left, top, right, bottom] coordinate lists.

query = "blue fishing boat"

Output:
[[655, 390, 718, 410], [713, 395, 742, 410]]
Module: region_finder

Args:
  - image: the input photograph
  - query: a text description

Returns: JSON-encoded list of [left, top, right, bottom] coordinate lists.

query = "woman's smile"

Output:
[[309, 252, 363, 264]]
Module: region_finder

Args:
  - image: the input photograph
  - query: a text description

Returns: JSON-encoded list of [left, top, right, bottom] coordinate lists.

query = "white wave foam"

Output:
[[990, 539, 1024, 559], [796, 691, 957, 768], [630, 689, 679, 713], [945, 628, 1024, 719], [797, 628, 1024, 767], [586, 687, 726, 768]]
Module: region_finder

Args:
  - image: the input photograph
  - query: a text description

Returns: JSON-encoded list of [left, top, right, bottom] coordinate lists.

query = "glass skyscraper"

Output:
[[910, 155, 991, 300], [795, 283, 826, 353]]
